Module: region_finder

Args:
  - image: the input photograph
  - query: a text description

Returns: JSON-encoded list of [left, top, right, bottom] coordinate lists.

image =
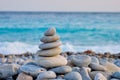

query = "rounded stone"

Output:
[[50, 66, 72, 74], [71, 55, 91, 67], [64, 72, 82, 80], [36, 55, 67, 68], [0, 64, 20, 78], [91, 56, 99, 64], [89, 71, 111, 80], [79, 67, 92, 80], [41, 35, 60, 43], [100, 59, 120, 73], [39, 41, 62, 50], [112, 71, 120, 79], [94, 73, 107, 80], [89, 63, 107, 71], [37, 47, 62, 57], [20, 62, 46, 77], [16, 73, 33, 80], [36, 71, 56, 80], [44, 27, 56, 36]]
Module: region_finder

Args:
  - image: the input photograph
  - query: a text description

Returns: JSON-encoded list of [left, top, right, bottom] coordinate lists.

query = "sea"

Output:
[[0, 12, 120, 54]]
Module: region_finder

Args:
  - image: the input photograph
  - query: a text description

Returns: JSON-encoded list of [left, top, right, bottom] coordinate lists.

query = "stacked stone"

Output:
[[36, 27, 67, 68]]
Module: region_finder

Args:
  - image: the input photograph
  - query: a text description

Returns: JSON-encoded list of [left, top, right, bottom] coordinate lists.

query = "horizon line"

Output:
[[0, 11, 120, 13]]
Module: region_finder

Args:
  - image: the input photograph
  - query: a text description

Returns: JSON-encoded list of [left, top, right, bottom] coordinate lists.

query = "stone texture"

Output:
[[64, 72, 82, 80], [89, 71, 111, 80], [71, 55, 91, 67], [0, 64, 20, 78], [94, 73, 107, 80], [50, 66, 72, 74], [41, 35, 59, 43], [36, 55, 67, 68], [20, 62, 46, 77], [36, 71, 56, 80], [37, 47, 62, 57], [100, 59, 120, 73], [16, 73, 33, 80], [91, 56, 99, 64], [39, 41, 62, 50], [44, 27, 56, 36], [79, 67, 92, 80], [89, 63, 107, 71], [112, 71, 120, 79]]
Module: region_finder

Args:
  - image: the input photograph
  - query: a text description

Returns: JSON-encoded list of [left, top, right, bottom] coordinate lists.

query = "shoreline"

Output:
[[0, 50, 120, 59]]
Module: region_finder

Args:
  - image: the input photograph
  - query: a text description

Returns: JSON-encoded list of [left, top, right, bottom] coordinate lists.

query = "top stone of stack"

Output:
[[44, 27, 56, 36]]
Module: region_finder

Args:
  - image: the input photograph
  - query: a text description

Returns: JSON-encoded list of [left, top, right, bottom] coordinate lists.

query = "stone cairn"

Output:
[[36, 27, 67, 68]]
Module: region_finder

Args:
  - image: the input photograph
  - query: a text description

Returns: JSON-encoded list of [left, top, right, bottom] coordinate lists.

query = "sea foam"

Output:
[[0, 42, 120, 54]]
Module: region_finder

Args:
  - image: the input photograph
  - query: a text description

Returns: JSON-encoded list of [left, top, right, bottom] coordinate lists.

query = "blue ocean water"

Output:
[[0, 12, 120, 54]]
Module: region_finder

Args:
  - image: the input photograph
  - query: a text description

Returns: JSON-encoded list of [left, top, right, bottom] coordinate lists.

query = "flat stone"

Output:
[[20, 62, 46, 77], [89, 71, 111, 80], [89, 63, 107, 71], [79, 67, 92, 80], [16, 73, 33, 80], [50, 66, 72, 74], [41, 35, 60, 43], [44, 27, 56, 36], [112, 71, 120, 79], [36, 71, 56, 80], [100, 59, 120, 73], [71, 55, 91, 67], [94, 73, 107, 80], [91, 56, 99, 64], [36, 55, 67, 68], [39, 41, 62, 50], [37, 47, 62, 57], [64, 72, 82, 80], [0, 64, 20, 78]]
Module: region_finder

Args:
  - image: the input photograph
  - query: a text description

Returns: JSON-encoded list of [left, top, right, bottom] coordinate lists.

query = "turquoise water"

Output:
[[0, 12, 120, 54]]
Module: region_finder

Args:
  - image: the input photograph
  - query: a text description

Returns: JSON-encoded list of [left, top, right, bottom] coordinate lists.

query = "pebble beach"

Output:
[[0, 27, 120, 80]]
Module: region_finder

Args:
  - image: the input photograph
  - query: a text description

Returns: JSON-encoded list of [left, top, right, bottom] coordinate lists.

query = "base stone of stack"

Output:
[[36, 55, 67, 68]]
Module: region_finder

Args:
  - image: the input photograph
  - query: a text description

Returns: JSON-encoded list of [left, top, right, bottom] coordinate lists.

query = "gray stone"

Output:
[[112, 71, 120, 79], [0, 64, 20, 78], [94, 73, 107, 80], [114, 59, 120, 67], [16, 73, 33, 80], [39, 41, 62, 50], [20, 62, 46, 77], [41, 35, 60, 43], [64, 72, 82, 80], [89, 63, 107, 71], [91, 56, 99, 64], [71, 55, 91, 67], [44, 27, 56, 36], [37, 47, 62, 57], [89, 71, 111, 80], [36, 55, 67, 68], [100, 59, 120, 73], [36, 71, 56, 80], [79, 67, 92, 80], [50, 66, 72, 74]]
